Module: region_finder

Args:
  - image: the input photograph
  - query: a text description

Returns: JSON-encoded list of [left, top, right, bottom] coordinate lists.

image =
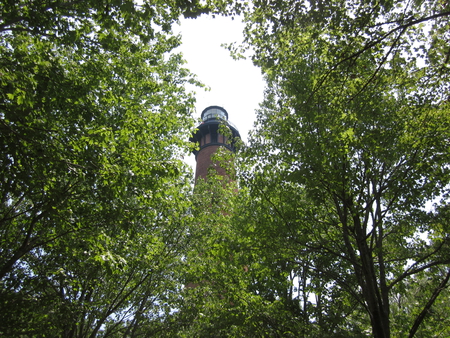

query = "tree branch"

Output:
[[388, 238, 450, 289], [307, 10, 450, 103], [408, 269, 450, 338]]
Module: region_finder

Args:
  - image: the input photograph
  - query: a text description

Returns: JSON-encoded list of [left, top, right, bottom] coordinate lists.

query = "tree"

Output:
[[0, 0, 206, 336], [229, 0, 450, 336], [173, 163, 309, 338]]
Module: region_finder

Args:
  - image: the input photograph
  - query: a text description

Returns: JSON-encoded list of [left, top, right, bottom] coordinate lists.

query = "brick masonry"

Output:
[[194, 145, 229, 180]]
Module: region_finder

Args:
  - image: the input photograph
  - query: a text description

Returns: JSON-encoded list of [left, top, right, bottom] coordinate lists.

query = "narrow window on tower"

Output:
[[211, 131, 217, 143]]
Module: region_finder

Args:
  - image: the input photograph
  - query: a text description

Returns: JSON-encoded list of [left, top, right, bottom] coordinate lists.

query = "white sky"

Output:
[[175, 15, 265, 169]]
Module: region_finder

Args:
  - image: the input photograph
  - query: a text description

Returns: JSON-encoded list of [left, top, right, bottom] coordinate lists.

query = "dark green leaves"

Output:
[[236, 0, 450, 336], [0, 1, 202, 336]]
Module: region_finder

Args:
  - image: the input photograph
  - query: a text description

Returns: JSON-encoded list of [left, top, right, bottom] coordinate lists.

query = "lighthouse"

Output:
[[190, 106, 241, 181], [185, 106, 242, 290]]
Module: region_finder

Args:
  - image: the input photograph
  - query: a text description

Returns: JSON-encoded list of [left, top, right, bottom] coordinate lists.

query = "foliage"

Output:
[[226, 0, 450, 337], [173, 166, 310, 337], [0, 0, 205, 336]]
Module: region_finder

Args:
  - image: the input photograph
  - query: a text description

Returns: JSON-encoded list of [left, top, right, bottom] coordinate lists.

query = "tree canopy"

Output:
[[226, 0, 450, 336], [2, 0, 450, 336], [0, 0, 206, 336]]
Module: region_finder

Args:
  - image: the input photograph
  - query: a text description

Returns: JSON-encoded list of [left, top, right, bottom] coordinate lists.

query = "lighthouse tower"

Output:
[[190, 106, 241, 181], [186, 106, 242, 290]]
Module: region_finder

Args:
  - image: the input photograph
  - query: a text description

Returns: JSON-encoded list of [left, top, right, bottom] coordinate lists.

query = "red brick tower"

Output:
[[190, 106, 240, 181]]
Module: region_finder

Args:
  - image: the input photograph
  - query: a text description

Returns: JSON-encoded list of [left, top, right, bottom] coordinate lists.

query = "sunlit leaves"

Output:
[[0, 1, 202, 336], [236, 0, 450, 336]]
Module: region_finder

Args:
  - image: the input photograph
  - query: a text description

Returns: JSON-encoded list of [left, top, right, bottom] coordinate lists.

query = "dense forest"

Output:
[[1, 0, 449, 337]]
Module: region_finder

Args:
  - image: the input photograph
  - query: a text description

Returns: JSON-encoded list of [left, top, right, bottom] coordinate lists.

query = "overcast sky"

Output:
[[176, 15, 265, 144]]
